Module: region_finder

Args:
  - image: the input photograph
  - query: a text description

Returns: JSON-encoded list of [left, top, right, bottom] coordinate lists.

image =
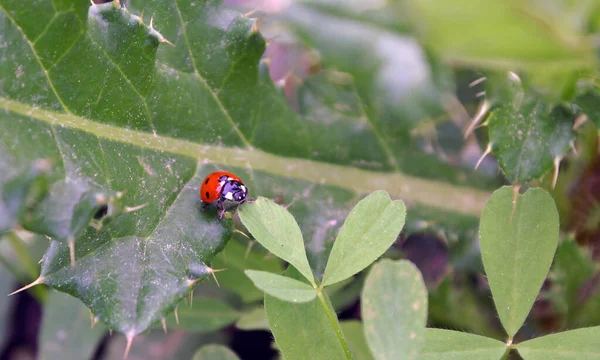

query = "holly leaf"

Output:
[[0, 0, 498, 339]]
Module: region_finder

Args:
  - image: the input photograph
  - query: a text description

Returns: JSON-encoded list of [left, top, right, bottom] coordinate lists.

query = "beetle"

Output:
[[200, 171, 248, 219]]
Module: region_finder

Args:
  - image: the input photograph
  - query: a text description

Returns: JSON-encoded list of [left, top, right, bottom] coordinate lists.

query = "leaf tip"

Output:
[[8, 277, 45, 296]]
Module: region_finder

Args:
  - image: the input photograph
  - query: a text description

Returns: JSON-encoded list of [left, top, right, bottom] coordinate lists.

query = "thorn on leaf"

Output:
[[161, 318, 167, 334], [124, 332, 135, 359], [125, 203, 148, 213], [475, 143, 493, 170], [464, 100, 490, 139], [468, 77, 487, 88], [251, 16, 264, 33], [552, 157, 561, 190], [68, 236, 76, 268], [244, 9, 258, 17], [207, 267, 227, 288], [8, 277, 45, 296]]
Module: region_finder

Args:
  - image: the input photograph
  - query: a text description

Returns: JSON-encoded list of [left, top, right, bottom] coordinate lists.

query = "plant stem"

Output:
[[316, 290, 353, 360]]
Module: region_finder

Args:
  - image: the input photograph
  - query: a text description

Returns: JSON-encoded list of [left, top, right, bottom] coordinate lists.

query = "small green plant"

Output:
[[240, 187, 600, 360], [239, 191, 428, 360]]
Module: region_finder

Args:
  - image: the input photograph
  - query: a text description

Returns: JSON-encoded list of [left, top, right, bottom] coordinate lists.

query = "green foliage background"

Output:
[[1, 0, 600, 359]]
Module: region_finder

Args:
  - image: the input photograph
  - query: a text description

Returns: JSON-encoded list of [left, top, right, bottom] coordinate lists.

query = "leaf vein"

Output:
[[171, 0, 252, 149]]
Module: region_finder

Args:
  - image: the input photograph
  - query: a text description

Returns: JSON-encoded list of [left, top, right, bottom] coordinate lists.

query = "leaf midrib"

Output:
[[1, 96, 490, 217]]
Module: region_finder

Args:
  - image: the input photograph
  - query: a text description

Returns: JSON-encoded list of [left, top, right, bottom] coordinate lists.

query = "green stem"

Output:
[[316, 290, 353, 360]]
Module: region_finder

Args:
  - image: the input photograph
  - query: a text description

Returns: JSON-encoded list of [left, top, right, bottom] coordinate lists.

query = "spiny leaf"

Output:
[[361, 259, 428, 360], [479, 186, 559, 338], [238, 197, 314, 285], [282, 6, 501, 189], [0, 0, 497, 338], [420, 329, 507, 360], [487, 88, 575, 184], [245, 270, 318, 303], [322, 190, 406, 287]]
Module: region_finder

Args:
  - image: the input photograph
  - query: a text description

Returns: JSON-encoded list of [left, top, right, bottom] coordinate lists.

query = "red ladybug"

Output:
[[200, 171, 248, 219]]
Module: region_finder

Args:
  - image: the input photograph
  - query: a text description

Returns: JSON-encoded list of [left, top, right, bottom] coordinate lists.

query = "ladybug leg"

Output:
[[201, 202, 210, 211], [216, 200, 225, 220]]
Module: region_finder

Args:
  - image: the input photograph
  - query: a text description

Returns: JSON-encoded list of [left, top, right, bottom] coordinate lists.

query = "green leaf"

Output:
[[487, 79, 575, 183], [404, 0, 595, 70], [212, 239, 284, 303], [517, 327, 600, 360], [420, 329, 507, 360], [236, 307, 269, 331], [322, 190, 406, 287], [39, 291, 106, 360], [1, 0, 241, 336], [479, 186, 559, 338], [362, 259, 428, 360], [0, 0, 501, 337], [164, 297, 240, 333], [283, 7, 501, 190], [35, 161, 233, 336], [238, 197, 314, 284], [264, 267, 347, 360], [192, 344, 241, 360], [245, 270, 317, 303], [340, 321, 376, 360]]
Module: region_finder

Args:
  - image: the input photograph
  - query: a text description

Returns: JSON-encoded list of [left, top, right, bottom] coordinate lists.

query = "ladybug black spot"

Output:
[[205, 191, 210, 199], [205, 178, 210, 185]]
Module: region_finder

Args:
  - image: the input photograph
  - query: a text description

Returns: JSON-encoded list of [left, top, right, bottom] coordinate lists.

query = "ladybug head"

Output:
[[221, 180, 248, 204]]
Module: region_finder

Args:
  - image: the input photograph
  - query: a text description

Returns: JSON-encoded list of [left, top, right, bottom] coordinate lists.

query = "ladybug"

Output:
[[200, 171, 248, 219]]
